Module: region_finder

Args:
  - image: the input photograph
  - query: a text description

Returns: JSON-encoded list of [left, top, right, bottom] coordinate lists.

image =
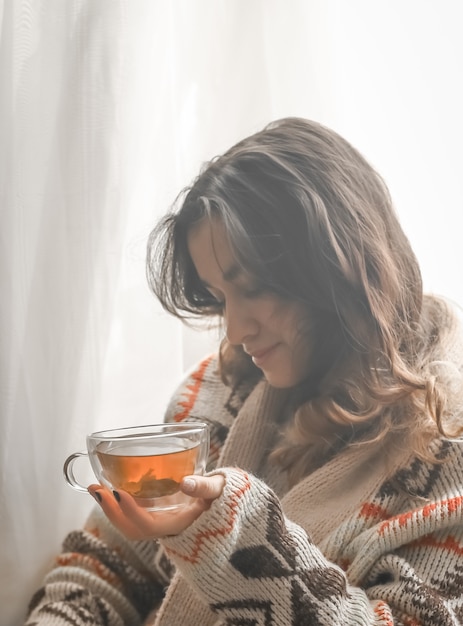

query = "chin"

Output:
[[262, 372, 299, 389]]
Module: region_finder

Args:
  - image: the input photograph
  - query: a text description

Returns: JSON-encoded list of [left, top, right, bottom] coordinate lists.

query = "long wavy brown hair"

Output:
[[147, 117, 463, 483]]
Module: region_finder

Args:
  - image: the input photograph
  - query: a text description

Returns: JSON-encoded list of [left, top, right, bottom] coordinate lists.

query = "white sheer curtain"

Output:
[[1, 1, 462, 624]]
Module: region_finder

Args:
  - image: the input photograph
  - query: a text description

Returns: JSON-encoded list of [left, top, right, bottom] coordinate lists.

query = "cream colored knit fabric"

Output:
[[25, 355, 463, 625]]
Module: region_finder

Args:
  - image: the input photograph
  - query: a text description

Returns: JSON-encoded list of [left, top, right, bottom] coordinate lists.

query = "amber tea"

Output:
[[96, 439, 199, 499], [63, 422, 209, 511]]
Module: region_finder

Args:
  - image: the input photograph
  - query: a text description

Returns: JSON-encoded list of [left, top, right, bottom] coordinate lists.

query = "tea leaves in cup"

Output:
[[96, 438, 199, 498]]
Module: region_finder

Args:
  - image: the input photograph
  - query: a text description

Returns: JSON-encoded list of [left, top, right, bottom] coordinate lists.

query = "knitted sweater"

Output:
[[26, 354, 463, 625]]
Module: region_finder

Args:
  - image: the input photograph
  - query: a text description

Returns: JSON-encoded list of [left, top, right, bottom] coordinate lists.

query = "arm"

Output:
[[161, 467, 463, 625], [25, 355, 231, 626], [25, 505, 172, 626]]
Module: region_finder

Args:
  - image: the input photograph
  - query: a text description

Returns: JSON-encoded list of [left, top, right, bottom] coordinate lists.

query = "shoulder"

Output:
[[163, 352, 258, 432], [162, 353, 260, 470], [383, 437, 463, 501], [164, 353, 222, 423], [431, 438, 463, 496]]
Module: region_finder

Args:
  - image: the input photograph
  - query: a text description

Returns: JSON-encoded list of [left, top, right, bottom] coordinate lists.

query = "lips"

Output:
[[246, 344, 279, 367]]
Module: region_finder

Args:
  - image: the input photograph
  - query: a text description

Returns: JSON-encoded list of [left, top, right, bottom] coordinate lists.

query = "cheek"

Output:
[[287, 309, 312, 360], [263, 297, 311, 351], [285, 304, 311, 338]]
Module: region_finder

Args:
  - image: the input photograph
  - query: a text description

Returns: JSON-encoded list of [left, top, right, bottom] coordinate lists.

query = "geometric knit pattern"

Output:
[[162, 453, 463, 625], [25, 355, 463, 625]]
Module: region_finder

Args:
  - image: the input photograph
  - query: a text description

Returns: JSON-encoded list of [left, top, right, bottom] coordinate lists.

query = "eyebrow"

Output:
[[200, 263, 242, 288]]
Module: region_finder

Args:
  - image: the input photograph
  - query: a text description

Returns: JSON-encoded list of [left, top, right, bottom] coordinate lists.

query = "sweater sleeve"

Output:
[[24, 505, 173, 626], [161, 467, 463, 626], [24, 355, 241, 626]]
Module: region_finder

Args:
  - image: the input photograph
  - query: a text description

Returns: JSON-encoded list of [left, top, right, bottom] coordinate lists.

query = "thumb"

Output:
[[181, 474, 225, 501]]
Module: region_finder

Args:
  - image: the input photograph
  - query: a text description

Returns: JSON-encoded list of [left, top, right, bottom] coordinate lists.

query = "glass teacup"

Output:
[[63, 422, 209, 511]]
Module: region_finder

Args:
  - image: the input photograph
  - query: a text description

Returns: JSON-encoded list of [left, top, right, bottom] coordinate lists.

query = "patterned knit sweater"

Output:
[[26, 354, 463, 625]]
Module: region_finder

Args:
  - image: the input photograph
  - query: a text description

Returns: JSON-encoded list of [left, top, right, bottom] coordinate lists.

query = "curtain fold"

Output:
[[0, 3, 186, 623], [1, 1, 462, 624], [0, 3, 131, 624]]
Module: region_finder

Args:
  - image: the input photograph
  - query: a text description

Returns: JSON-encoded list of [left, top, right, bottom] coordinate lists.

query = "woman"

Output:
[[26, 118, 463, 625]]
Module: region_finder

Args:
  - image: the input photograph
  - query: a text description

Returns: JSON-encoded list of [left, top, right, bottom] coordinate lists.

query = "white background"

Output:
[[1, 1, 462, 624]]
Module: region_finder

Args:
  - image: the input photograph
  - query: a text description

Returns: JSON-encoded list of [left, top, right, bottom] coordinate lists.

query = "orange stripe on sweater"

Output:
[[359, 501, 390, 521], [378, 495, 463, 536], [375, 600, 422, 626], [166, 470, 252, 564], [56, 553, 121, 587], [409, 533, 463, 555], [373, 600, 394, 625], [173, 355, 214, 422]]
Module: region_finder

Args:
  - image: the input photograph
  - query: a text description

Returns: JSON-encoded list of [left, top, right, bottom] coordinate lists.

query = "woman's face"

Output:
[[187, 218, 312, 388]]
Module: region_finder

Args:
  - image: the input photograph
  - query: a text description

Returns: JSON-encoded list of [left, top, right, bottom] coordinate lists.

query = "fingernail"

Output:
[[113, 490, 121, 503], [182, 477, 196, 494]]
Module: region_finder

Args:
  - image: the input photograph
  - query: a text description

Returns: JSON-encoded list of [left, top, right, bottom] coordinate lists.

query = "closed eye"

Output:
[[240, 283, 267, 299], [205, 288, 225, 307]]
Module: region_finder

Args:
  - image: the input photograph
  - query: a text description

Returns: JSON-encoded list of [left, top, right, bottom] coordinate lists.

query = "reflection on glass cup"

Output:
[[63, 422, 209, 511]]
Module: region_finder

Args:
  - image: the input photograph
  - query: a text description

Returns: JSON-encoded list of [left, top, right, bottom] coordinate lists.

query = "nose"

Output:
[[224, 298, 259, 346]]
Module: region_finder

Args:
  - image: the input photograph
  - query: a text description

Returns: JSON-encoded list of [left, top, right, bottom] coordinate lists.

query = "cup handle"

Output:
[[63, 452, 89, 493]]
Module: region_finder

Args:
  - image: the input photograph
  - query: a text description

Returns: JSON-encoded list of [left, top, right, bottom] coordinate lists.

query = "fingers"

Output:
[[87, 474, 225, 541], [89, 486, 206, 539], [88, 484, 144, 540], [113, 488, 185, 537]]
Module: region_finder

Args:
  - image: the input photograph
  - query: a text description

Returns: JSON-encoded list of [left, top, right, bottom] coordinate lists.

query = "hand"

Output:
[[87, 474, 225, 540]]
